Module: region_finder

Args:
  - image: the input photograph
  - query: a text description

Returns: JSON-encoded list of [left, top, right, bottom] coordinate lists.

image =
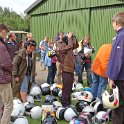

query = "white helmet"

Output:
[[77, 91, 93, 102], [11, 99, 25, 117], [56, 107, 65, 120], [72, 81, 77, 91], [27, 95, 34, 104], [102, 86, 119, 109], [50, 83, 57, 91], [64, 106, 78, 121], [82, 106, 95, 117], [84, 47, 92, 54], [75, 83, 83, 91], [13, 116, 28, 124], [30, 106, 42, 119], [41, 83, 50, 89], [30, 85, 41, 96], [53, 101, 62, 108], [90, 98, 103, 113], [71, 92, 81, 100], [93, 111, 109, 124]]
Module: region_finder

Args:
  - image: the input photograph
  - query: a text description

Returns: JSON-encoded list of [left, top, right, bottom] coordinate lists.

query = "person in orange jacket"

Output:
[[91, 44, 112, 100]]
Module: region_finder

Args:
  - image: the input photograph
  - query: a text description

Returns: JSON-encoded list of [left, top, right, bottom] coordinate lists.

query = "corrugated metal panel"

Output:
[[30, 9, 90, 44], [28, 0, 124, 15], [90, 5, 124, 55]]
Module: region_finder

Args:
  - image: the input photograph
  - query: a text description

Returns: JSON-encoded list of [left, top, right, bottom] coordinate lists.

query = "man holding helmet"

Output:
[[106, 12, 124, 124]]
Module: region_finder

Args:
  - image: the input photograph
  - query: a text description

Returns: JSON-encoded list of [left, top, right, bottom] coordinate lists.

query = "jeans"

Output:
[[91, 72, 108, 100], [75, 62, 83, 83], [82, 62, 92, 86], [47, 64, 57, 84]]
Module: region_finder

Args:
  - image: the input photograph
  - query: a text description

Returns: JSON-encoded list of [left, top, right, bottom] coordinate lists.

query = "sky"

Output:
[[0, 0, 36, 15]]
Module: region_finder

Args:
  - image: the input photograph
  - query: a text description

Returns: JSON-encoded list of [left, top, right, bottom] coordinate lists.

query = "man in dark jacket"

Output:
[[0, 24, 13, 124], [106, 12, 124, 124]]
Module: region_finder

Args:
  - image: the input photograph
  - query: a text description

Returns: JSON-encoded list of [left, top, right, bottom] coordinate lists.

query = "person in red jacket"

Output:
[[0, 24, 13, 124]]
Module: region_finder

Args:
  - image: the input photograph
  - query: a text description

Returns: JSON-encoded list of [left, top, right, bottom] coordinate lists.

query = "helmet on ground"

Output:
[[58, 90, 62, 99], [42, 112, 57, 124], [30, 106, 42, 119], [52, 87, 61, 96], [76, 101, 89, 112], [102, 86, 119, 109], [24, 102, 34, 115], [42, 87, 51, 96], [72, 82, 77, 91], [45, 95, 57, 104], [50, 83, 57, 91], [75, 83, 83, 91], [52, 101, 62, 112], [13, 116, 28, 124], [27, 95, 34, 104], [41, 83, 50, 89], [82, 106, 95, 117], [11, 99, 25, 117], [93, 111, 109, 124], [56, 107, 65, 120], [84, 87, 91, 92], [64, 106, 78, 121], [77, 91, 93, 103], [71, 92, 82, 100], [90, 98, 103, 113], [30, 85, 41, 96]]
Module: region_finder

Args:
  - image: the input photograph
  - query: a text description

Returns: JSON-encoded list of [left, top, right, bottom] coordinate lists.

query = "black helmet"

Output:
[[76, 101, 89, 112], [42, 112, 57, 124], [52, 87, 60, 97], [45, 95, 57, 104], [42, 87, 51, 96]]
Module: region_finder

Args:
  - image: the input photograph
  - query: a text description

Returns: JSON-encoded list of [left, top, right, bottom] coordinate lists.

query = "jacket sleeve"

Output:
[[12, 53, 22, 77], [106, 34, 124, 80]]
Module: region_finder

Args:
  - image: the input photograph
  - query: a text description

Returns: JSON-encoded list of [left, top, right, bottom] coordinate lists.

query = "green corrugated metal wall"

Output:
[[31, 9, 90, 43], [28, 0, 124, 52]]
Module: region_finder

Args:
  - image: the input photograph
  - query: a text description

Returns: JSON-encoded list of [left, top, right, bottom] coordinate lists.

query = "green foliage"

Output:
[[0, 7, 30, 31]]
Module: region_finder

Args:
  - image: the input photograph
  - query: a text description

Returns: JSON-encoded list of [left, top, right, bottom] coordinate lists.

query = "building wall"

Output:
[[28, 0, 124, 52]]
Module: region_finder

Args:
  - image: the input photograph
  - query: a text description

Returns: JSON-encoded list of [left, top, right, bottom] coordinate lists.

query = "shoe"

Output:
[[34, 94, 42, 102]]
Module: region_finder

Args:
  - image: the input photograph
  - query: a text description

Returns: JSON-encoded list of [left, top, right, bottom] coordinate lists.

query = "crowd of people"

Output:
[[0, 11, 124, 124]]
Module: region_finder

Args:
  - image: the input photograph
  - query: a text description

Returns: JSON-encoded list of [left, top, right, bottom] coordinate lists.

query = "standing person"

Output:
[[57, 32, 78, 107], [82, 35, 94, 86], [0, 24, 13, 124], [39, 36, 49, 71], [12, 40, 37, 106], [91, 44, 112, 100], [6, 32, 19, 60], [106, 12, 124, 124]]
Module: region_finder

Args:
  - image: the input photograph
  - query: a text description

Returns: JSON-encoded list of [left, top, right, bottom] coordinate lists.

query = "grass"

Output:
[[26, 80, 111, 124]]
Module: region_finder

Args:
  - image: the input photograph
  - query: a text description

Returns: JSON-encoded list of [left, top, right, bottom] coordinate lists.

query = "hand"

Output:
[[15, 77, 19, 83], [68, 32, 73, 39], [109, 79, 115, 89], [85, 54, 91, 58]]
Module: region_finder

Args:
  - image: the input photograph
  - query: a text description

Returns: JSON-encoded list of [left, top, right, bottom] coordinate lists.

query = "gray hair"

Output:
[[112, 12, 124, 27]]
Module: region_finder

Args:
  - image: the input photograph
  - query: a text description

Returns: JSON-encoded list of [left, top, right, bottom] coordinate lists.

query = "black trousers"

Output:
[[112, 81, 124, 124], [62, 71, 74, 107]]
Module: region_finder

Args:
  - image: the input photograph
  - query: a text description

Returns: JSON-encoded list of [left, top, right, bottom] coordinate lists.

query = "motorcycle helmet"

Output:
[[42, 112, 57, 124], [42, 87, 51, 96], [102, 86, 119, 109], [27, 95, 34, 104], [13, 116, 28, 124], [11, 99, 25, 118], [75, 83, 83, 91], [77, 91, 93, 103], [52, 101, 62, 112], [84, 87, 91, 92], [41, 83, 50, 89], [45, 95, 57, 103], [52, 87, 61, 96], [93, 111, 109, 124], [56, 107, 65, 120], [76, 101, 89, 112], [30, 85, 41, 96], [64, 106, 78, 121], [90, 98, 103, 113], [71, 92, 82, 100], [24, 102, 34, 115], [82, 106, 95, 117], [50, 83, 57, 91], [30, 106, 42, 119]]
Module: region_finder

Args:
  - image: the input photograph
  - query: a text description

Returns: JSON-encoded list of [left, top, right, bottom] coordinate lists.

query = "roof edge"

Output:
[[24, 0, 43, 14]]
